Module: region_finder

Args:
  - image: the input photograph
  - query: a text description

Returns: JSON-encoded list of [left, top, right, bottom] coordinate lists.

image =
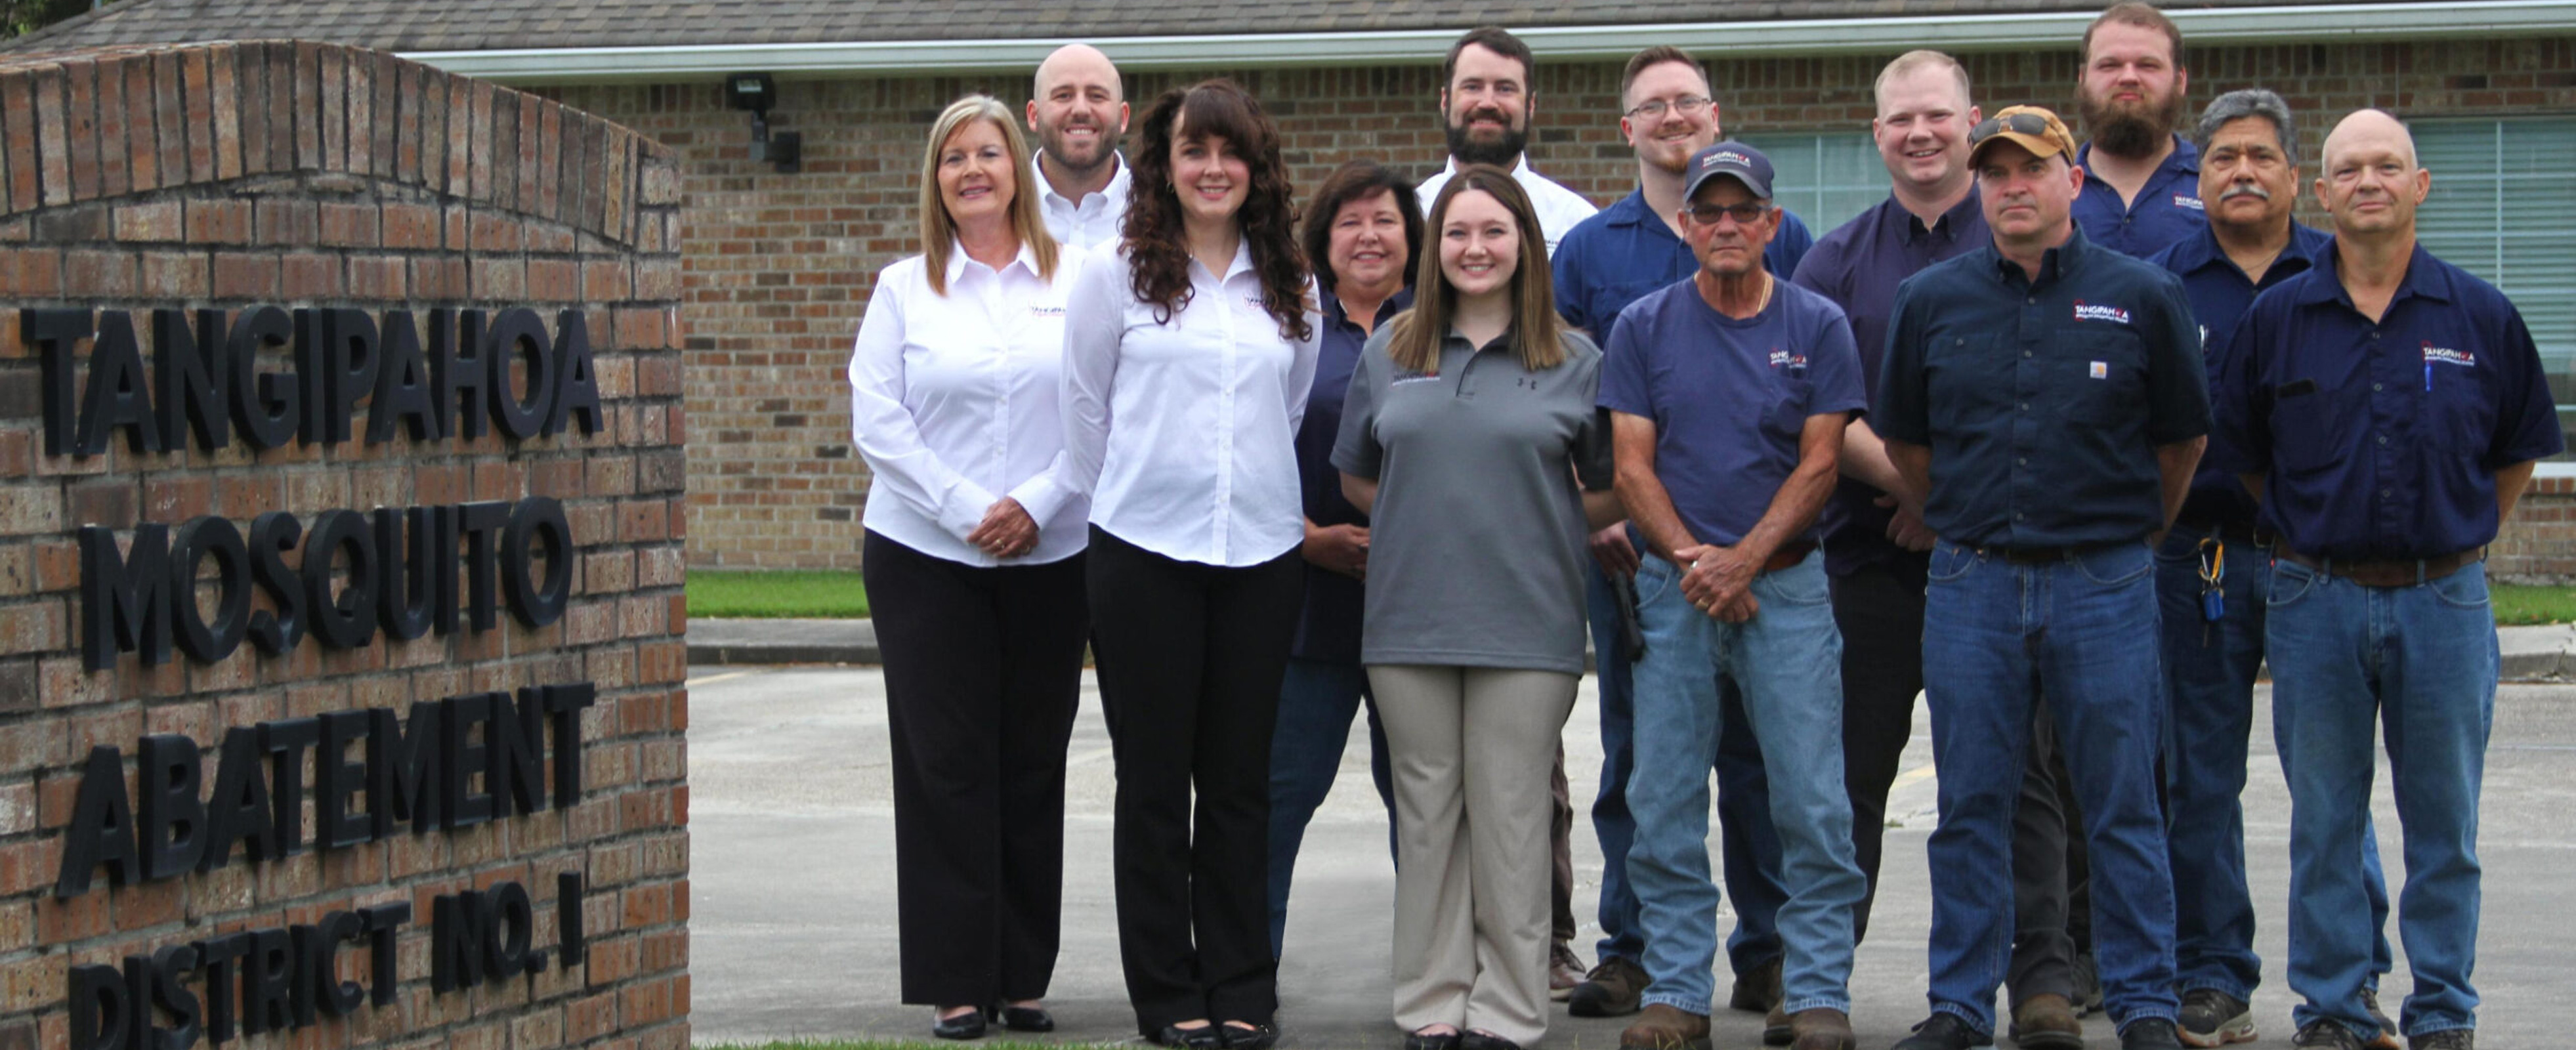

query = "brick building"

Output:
[[11, 0, 2576, 579]]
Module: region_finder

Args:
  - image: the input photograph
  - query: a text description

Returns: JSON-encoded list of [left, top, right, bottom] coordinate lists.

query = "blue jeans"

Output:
[[1266, 656, 1395, 957], [1625, 552, 1863, 1015], [1921, 541, 2178, 1035], [2155, 527, 2400, 1001], [1586, 560, 1786, 973], [2267, 558, 2495, 1040]]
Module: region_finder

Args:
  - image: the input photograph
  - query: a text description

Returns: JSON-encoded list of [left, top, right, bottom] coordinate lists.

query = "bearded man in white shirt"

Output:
[[1027, 43, 1133, 250], [1416, 26, 1600, 254]]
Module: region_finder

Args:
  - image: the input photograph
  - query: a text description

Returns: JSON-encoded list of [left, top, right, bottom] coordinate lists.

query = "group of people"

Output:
[[845, 7, 2560, 1050]]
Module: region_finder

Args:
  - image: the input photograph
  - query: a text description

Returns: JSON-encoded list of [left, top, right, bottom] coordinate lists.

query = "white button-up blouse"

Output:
[[1061, 243, 1322, 567], [847, 241, 1090, 566]]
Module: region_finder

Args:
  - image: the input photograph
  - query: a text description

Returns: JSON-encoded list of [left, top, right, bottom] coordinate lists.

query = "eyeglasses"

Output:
[[1624, 95, 1713, 120], [1685, 201, 1770, 226], [1968, 111, 2067, 151]]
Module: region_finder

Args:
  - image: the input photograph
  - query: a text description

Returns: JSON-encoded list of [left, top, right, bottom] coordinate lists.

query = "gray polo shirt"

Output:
[[1332, 325, 1613, 674]]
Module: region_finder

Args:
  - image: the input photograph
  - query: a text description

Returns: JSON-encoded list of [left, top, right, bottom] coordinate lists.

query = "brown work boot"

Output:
[[1763, 1002, 1791, 1045], [1569, 956, 1649, 1018], [1616, 1003, 1712, 1050], [1730, 957, 1784, 1012], [2008, 993, 2084, 1050], [1788, 1008, 1858, 1050]]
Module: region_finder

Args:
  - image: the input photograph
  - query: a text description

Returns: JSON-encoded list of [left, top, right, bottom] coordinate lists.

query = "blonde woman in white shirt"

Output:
[[1061, 79, 1320, 1050], [847, 94, 1088, 1043]]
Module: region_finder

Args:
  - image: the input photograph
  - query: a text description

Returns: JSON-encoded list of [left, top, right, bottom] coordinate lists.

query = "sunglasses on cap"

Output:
[[1968, 111, 2067, 150]]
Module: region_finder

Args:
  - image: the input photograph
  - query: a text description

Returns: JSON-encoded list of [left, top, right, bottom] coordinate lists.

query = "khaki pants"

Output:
[[1369, 664, 1579, 1047]]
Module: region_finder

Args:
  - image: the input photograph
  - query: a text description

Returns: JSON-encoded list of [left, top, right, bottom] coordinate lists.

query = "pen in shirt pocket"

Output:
[[2424, 360, 2432, 392]]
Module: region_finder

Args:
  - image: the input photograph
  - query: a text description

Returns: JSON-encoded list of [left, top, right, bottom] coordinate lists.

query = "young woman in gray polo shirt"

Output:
[[1333, 166, 1620, 1050]]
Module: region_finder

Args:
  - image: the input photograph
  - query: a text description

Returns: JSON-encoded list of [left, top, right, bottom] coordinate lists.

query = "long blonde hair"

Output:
[[919, 94, 1058, 295], [1384, 165, 1567, 375]]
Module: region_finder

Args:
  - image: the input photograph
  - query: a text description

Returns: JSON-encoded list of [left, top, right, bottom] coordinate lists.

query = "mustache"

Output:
[[2220, 184, 2271, 201]]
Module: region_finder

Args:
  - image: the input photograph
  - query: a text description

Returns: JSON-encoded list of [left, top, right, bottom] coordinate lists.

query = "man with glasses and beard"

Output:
[[1026, 43, 1131, 249], [2071, 3, 2206, 258], [1419, 26, 1599, 254]]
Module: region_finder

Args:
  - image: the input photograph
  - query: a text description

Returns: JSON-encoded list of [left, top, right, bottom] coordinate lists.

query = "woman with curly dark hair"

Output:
[[1061, 78, 1319, 1050]]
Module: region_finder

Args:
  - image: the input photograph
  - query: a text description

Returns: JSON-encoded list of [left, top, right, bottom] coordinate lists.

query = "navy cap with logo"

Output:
[[1682, 140, 1775, 202]]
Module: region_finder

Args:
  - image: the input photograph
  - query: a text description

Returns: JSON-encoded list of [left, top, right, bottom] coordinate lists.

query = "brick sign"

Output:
[[0, 40, 688, 1050]]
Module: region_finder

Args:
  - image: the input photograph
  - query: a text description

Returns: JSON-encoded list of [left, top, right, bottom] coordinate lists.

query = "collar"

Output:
[[1603, 187, 1658, 228], [1185, 238, 1261, 284], [1446, 154, 1539, 180], [1032, 151, 1130, 206], [2295, 239, 2454, 309], [1884, 188, 1982, 244], [943, 237, 1041, 285], [2076, 135, 2201, 181], [1985, 224, 2095, 286], [1322, 284, 1413, 329], [2163, 220, 2329, 277]]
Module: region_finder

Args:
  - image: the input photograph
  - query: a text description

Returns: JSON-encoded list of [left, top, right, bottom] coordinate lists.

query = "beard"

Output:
[[1445, 112, 1529, 167], [2079, 87, 2186, 159], [1040, 121, 1119, 175]]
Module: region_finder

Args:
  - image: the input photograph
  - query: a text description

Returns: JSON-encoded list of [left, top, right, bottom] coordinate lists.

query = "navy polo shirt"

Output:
[[1553, 187, 1816, 352], [1791, 190, 1989, 576], [2210, 242, 2564, 560], [1878, 228, 2211, 548], [1599, 278, 1867, 548], [1291, 285, 1409, 664], [2072, 136, 2205, 258], [2147, 222, 2333, 530]]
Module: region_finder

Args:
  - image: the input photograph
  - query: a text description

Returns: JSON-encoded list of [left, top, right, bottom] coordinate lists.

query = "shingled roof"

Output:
[[5, 0, 2417, 54]]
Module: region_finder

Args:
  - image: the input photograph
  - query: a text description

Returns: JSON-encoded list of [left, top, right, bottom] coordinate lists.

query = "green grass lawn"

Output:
[[707, 1042, 1071, 1050], [685, 570, 870, 620], [2493, 582, 2576, 626], [681, 571, 2573, 627]]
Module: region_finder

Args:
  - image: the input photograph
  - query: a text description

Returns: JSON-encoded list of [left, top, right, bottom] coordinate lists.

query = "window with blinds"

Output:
[[2413, 118, 2576, 463], [1735, 130, 1886, 235]]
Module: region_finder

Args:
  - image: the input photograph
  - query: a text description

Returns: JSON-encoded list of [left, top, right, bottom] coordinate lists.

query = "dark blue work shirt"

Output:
[[2147, 222, 2333, 530], [1791, 190, 1988, 576], [1553, 187, 1815, 352], [1599, 278, 1867, 548], [2072, 136, 2205, 258], [1878, 228, 2211, 548], [1291, 285, 1410, 663], [2210, 242, 2564, 560]]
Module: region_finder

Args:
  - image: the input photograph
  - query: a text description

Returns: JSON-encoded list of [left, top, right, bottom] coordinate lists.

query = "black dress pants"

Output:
[[1086, 526, 1304, 1034], [1828, 552, 1929, 944], [864, 531, 1089, 1007]]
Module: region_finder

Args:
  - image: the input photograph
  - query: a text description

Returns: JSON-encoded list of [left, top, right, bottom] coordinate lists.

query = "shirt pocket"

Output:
[[2424, 358, 2496, 461], [2267, 385, 2345, 474], [1924, 332, 2010, 419], [2058, 327, 2148, 425]]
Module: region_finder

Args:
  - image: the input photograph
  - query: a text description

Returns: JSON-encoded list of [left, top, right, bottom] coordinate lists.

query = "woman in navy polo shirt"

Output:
[[1333, 166, 1620, 1050]]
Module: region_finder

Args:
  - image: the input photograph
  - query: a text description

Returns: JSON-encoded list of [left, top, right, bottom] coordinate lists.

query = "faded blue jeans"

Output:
[[1920, 539, 2178, 1037], [1266, 656, 1395, 957], [1624, 551, 1861, 1017], [2267, 558, 2495, 1041]]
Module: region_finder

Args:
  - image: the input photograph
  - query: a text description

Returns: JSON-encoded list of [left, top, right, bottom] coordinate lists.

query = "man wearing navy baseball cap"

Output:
[[1604, 139, 1870, 1050]]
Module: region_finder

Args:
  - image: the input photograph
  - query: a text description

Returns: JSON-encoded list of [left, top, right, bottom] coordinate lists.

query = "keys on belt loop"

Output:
[[2197, 536, 2225, 645]]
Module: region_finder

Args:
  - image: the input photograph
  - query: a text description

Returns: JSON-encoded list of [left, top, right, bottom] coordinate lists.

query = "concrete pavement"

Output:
[[684, 665, 2576, 1048]]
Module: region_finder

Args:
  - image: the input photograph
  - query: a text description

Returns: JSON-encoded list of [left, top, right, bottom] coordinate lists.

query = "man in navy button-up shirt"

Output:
[[2069, 3, 2206, 257], [2209, 110, 2561, 1049], [1878, 104, 2203, 1050]]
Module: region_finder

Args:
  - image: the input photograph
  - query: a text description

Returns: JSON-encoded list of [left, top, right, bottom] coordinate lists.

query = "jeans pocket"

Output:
[[2071, 541, 2153, 586], [1635, 555, 1678, 607], [2428, 562, 2491, 610], [1762, 562, 1831, 606], [1927, 542, 1977, 584], [2268, 558, 2317, 608]]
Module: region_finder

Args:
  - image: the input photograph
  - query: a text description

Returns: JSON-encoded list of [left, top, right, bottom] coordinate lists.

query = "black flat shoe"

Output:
[[1220, 1023, 1278, 1050], [1152, 1024, 1223, 1049], [1405, 1028, 1462, 1050], [989, 1002, 1054, 1033], [932, 1008, 986, 1041], [1459, 1031, 1523, 1050]]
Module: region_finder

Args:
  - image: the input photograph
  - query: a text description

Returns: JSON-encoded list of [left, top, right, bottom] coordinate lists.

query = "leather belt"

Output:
[[1975, 542, 2128, 565], [2277, 547, 2482, 587], [1762, 540, 1817, 574], [2173, 517, 2275, 547]]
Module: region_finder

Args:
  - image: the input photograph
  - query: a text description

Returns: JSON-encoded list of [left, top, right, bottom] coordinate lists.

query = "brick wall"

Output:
[[0, 40, 688, 1050], [545, 35, 2576, 572], [2497, 478, 2576, 581]]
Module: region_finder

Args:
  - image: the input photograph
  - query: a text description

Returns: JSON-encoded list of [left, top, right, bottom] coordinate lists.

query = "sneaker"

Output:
[[2406, 1031, 2473, 1050], [2006, 993, 2082, 1050], [2121, 1018, 2185, 1049], [2360, 990, 2401, 1050], [1549, 942, 1587, 1001], [1891, 1013, 1993, 1050], [1569, 956, 1649, 1018], [2177, 989, 2256, 1046], [2071, 952, 2103, 1016], [2292, 1020, 2367, 1049], [1729, 957, 1784, 1013], [1616, 1003, 1712, 1050]]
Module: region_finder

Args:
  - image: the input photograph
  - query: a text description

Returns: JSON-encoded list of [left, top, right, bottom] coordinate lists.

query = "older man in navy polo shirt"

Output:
[[1554, 47, 1817, 1024], [2145, 89, 2399, 1049], [1878, 104, 2204, 1050], [1605, 141, 1867, 1050], [2212, 110, 2561, 1050], [2071, 3, 2205, 257]]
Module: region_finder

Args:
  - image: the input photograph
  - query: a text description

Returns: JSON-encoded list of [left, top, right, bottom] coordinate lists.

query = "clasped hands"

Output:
[[1671, 543, 1761, 623], [967, 497, 1039, 558]]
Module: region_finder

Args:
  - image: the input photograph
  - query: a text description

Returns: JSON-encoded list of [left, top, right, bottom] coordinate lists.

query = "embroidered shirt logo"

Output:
[[2172, 194, 2205, 211], [1029, 306, 1065, 317], [2422, 342, 2476, 368], [2073, 301, 2132, 325], [1766, 349, 1809, 370], [2089, 361, 2108, 379]]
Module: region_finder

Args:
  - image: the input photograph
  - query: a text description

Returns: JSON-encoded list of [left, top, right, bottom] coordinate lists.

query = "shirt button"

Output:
[[2019, 402, 2030, 410], [2382, 488, 2394, 497], [2026, 297, 2037, 305], [2378, 434, 2389, 445], [2023, 350, 2033, 358], [2373, 383, 2384, 392], [2017, 457, 2028, 466], [2015, 511, 2027, 520]]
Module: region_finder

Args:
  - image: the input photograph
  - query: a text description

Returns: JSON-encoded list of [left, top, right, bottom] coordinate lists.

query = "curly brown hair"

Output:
[[1121, 79, 1312, 343]]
